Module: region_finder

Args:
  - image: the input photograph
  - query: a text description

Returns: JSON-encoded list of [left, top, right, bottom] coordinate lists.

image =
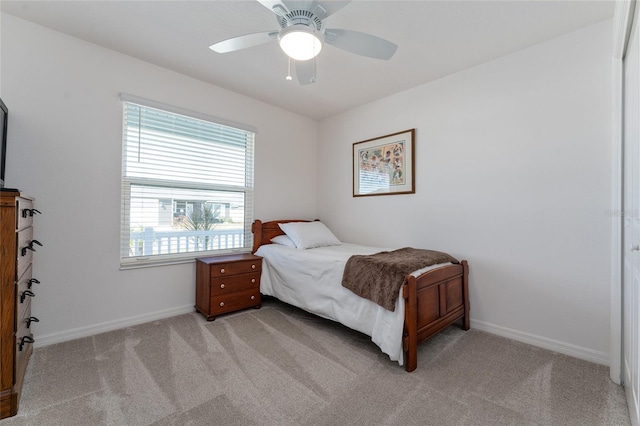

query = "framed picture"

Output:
[[353, 129, 415, 197]]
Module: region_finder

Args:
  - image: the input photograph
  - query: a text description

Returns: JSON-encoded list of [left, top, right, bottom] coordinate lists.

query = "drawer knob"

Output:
[[251, 264, 256, 269], [26, 317, 39, 328], [220, 283, 225, 289], [250, 295, 256, 300], [27, 278, 41, 289], [19, 336, 34, 351], [220, 268, 225, 274], [20, 290, 35, 304], [219, 302, 225, 307], [251, 278, 256, 283]]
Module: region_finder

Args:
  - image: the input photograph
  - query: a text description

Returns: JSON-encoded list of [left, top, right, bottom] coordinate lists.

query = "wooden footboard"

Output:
[[402, 260, 469, 372], [252, 219, 470, 372]]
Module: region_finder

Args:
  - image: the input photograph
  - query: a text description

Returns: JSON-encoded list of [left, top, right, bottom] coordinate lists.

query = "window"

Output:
[[120, 96, 255, 267]]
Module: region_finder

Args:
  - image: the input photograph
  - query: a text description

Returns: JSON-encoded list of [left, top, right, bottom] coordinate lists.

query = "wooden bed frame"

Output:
[[251, 219, 470, 372]]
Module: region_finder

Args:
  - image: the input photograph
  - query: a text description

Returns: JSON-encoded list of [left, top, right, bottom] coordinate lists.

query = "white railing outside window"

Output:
[[129, 228, 245, 257]]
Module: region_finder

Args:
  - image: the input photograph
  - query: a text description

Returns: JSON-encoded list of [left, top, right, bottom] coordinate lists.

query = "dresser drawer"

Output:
[[16, 283, 33, 329], [210, 289, 260, 315], [16, 227, 33, 279], [15, 317, 33, 386], [15, 250, 36, 347], [211, 272, 260, 295], [17, 285, 32, 319], [15, 311, 32, 348], [16, 265, 33, 298], [15, 198, 33, 231], [15, 291, 35, 377], [210, 260, 261, 277]]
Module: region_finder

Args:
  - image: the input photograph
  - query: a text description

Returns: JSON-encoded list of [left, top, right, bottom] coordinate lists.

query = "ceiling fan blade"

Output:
[[210, 31, 277, 54], [256, 0, 290, 17], [281, 0, 313, 11], [305, 1, 351, 19], [325, 29, 398, 60], [295, 60, 316, 85]]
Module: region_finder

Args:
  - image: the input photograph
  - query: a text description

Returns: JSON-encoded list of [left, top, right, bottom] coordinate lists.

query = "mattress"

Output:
[[255, 242, 449, 365]]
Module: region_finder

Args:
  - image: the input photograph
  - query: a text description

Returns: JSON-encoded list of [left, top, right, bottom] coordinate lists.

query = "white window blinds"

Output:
[[120, 98, 255, 267]]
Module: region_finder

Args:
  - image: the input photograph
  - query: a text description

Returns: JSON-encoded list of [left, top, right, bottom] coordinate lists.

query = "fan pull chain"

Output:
[[286, 57, 293, 81], [311, 57, 317, 83]]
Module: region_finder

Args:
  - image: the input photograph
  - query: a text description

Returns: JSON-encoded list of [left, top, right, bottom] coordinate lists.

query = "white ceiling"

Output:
[[1, 0, 614, 120]]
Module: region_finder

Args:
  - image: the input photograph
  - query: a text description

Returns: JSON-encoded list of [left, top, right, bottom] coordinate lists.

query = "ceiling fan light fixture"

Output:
[[278, 25, 322, 61]]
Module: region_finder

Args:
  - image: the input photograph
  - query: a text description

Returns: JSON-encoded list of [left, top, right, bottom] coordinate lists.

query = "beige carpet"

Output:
[[3, 298, 630, 425]]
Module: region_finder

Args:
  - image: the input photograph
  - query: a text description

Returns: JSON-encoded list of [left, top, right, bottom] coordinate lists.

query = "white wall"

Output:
[[318, 20, 613, 363], [0, 14, 318, 344], [0, 12, 615, 364]]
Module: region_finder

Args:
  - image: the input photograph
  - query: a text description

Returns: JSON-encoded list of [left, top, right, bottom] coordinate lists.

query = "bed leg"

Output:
[[403, 277, 418, 372], [405, 346, 417, 372], [462, 260, 470, 331]]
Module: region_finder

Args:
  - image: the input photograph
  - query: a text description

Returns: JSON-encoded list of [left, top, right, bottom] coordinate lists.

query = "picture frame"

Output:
[[353, 128, 415, 197]]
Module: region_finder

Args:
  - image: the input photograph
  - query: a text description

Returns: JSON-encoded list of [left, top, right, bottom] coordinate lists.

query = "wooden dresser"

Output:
[[0, 191, 39, 418], [195, 253, 262, 321]]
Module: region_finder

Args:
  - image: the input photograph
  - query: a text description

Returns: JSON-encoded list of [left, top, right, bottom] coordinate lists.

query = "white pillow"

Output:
[[270, 235, 296, 247], [278, 221, 341, 249]]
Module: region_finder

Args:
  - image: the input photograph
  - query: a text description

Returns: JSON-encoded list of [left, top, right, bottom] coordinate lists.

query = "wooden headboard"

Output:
[[251, 219, 314, 253]]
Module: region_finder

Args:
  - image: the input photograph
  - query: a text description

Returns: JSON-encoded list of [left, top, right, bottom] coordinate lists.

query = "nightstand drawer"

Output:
[[210, 289, 261, 315], [210, 260, 261, 277], [211, 272, 260, 295]]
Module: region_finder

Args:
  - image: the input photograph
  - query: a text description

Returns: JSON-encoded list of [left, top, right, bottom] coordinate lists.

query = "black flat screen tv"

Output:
[[0, 98, 7, 189]]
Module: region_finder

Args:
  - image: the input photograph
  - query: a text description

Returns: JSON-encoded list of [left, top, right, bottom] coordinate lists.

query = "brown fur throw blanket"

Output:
[[341, 248, 459, 311]]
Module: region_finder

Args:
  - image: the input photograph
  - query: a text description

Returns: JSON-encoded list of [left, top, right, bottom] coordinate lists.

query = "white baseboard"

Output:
[[33, 304, 196, 348], [471, 319, 610, 366]]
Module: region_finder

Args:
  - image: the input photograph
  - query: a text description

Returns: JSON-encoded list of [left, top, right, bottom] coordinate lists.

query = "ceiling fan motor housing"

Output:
[[278, 10, 323, 32]]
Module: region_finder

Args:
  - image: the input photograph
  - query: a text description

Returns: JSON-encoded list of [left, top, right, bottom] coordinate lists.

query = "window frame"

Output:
[[119, 94, 256, 269]]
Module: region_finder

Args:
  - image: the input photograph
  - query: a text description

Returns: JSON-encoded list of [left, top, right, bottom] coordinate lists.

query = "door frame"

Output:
[[612, 0, 637, 385]]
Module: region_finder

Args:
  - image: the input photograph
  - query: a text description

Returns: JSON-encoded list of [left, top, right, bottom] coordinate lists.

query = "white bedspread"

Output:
[[255, 243, 448, 366]]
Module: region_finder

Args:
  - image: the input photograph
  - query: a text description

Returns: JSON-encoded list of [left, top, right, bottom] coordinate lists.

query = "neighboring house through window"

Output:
[[120, 95, 255, 268]]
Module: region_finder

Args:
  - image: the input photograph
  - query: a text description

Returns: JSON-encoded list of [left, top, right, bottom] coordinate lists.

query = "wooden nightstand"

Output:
[[195, 253, 262, 321]]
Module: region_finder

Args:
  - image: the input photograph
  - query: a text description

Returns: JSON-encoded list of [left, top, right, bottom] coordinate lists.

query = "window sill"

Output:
[[119, 249, 252, 270]]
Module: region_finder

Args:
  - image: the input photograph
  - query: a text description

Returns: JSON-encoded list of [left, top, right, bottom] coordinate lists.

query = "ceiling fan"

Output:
[[209, 0, 398, 85]]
